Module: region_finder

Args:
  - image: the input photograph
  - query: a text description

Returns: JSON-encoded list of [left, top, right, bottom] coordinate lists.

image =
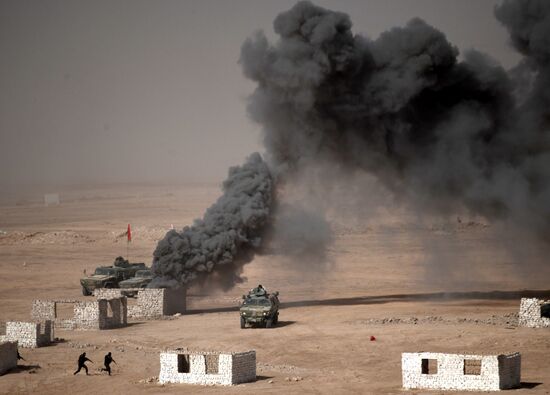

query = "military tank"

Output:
[[239, 285, 280, 328]]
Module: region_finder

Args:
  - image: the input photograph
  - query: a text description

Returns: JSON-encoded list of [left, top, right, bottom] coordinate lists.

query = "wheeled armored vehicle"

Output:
[[239, 285, 280, 328]]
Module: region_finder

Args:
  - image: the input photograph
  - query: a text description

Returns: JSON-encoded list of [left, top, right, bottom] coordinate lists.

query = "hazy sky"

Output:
[[0, 0, 519, 189]]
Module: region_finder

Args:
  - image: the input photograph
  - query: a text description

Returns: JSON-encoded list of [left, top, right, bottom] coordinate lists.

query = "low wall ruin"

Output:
[[0, 321, 53, 348], [0, 341, 18, 375], [76, 298, 127, 329], [402, 352, 521, 391], [159, 349, 256, 386], [94, 287, 186, 318], [31, 297, 127, 330], [519, 298, 550, 328]]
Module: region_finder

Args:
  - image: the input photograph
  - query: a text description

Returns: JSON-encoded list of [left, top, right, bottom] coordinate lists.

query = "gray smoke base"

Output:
[[149, 153, 273, 289], [240, 0, 550, 240]]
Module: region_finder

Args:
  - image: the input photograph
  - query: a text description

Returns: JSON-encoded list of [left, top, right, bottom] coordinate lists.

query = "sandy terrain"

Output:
[[0, 183, 549, 394]]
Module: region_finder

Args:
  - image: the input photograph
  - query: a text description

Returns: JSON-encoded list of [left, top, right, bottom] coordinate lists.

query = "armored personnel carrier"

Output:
[[80, 266, 125, 295], [239, 285, 280, 328], [112, 256, 147, 276], [119, 269, 153, 296], [80, 256, 148, 296]]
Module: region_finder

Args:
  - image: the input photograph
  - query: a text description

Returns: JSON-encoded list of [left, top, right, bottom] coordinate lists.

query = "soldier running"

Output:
[[100, 352, 116, 376], [73, 352, 93, 375]]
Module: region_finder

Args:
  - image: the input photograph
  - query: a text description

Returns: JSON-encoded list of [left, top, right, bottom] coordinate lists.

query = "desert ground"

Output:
[[0, 183, 549, 394]]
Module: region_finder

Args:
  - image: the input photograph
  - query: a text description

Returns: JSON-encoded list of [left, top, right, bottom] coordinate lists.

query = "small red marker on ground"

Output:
[[370, 335, 376, 341]]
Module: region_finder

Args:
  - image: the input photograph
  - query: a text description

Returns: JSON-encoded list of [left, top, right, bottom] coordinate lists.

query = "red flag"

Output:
[[127, 224, 132, 243]]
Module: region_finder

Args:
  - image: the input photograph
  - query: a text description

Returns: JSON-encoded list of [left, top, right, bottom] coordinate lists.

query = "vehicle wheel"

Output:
[[240, 317, 246, 329], [273, 313, 278, 325], [266, 318, 273, 328], [82, 286, 91, 296]]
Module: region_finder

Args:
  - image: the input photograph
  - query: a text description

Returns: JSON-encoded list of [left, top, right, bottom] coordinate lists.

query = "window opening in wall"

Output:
[[421, 358, 438, 374], [177, 354, 190, 373], [541, 303, 550, 318], [464, 359, 482, 375], [205, 354, 219, 374]]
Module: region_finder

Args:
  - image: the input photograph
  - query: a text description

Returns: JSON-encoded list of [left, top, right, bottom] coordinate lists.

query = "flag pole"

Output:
[[126, 224, 132, 260]]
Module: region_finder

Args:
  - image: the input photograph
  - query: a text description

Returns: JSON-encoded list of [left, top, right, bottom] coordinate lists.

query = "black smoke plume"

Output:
[[149, 153, 273, 289], [151, 0, 550, 290], [240, 0, 550, 239]]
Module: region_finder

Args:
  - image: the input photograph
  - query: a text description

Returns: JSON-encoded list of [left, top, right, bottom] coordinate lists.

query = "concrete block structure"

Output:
[[75, 298, 127, 329], [0, 321, 53, 348], [519, 298, 550, 328], [31, 297, 127, 330], [31, 300, 57, 321], [94, 287, 186, 318], [402, 352, 521, 391], [0, 341, 18, 375], [31, 299, 77, 330], [159, 349, 256, 386]]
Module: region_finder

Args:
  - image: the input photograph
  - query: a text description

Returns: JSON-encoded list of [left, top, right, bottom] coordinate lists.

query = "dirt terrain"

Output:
[[0, 183, 549, 394]]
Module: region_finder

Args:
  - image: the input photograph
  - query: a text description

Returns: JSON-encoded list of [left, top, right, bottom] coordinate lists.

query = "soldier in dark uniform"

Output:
[[73, 352, 93, 375], [101, 352, 116, 375]]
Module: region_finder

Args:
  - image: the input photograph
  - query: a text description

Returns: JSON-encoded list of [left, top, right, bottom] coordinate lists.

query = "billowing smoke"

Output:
[[151, 0, 550, 289], [149, 153, 273, 289], [268, 202, 333, 260], [240, 0, 550, 239]]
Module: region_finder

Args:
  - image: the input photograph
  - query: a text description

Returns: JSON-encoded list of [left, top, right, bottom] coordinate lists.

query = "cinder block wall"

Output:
[[97, 298, 127, 329], [136, 289, 165, 318], [95, 288, 164, 318], [74, 301, 100, 329], [498, 353, 521, 389], [519, 298, 550, 328], [31, 300, 56, 321], [31, 300, 77, 330], [93, 289, 124, 299], [159, 350, 256, 386], [402, 352, 521, 391], [0, 321, 53, 348], [230, 351, 257, 384], [75, 297, 128, 330], [95, 288, 186, 318], [0, 341, 18, 375], [117, 297, 128, 326], [30, 297, 127, 331], [37, 320, 53, 346]]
